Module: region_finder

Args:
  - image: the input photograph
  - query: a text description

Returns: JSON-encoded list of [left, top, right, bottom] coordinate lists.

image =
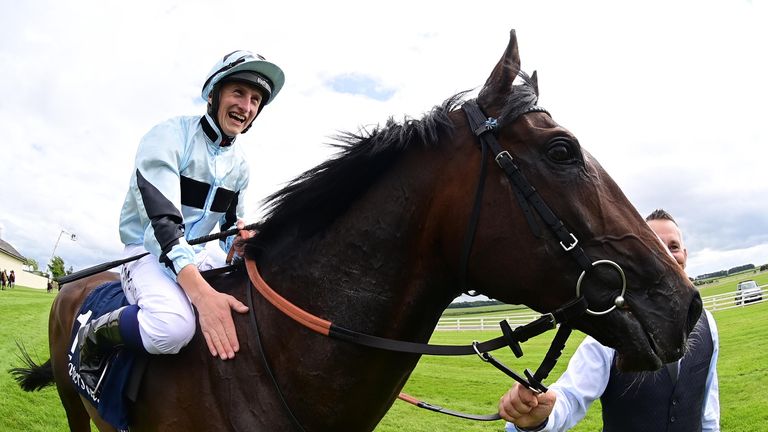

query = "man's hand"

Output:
[[178, 265, 249, 359], [498, 383, 556, 429], [229, 219, 258, 263]]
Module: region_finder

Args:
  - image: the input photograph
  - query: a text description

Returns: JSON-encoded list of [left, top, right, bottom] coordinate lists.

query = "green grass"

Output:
[[1, 287, 767, 431], [0, 287, 69, 431], [712, 302, 768, 430], [695, 269, 768, 297]]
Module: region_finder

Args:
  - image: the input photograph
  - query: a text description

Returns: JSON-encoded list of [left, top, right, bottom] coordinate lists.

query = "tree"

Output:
[[48, 256, 67, 280], [24, 258, 39, 272]]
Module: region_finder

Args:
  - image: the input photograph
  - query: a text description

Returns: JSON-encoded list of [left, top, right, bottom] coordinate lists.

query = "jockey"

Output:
[[77, 51, 285, 389]]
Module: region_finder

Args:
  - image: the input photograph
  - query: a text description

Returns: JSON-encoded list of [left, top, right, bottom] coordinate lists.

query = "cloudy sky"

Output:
[[1, 0, 766, 283]]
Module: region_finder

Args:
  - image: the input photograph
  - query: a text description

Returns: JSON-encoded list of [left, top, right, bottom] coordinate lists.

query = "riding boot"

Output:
[[76, 306, 129, 390]]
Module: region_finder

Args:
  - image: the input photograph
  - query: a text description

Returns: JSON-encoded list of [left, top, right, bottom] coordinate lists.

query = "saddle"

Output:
[[68, 266, 237, 430], [68, 281, 146, 431]]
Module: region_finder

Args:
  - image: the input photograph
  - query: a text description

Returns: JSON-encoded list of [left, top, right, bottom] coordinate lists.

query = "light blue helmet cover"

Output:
[[201, 50, 285, 105]]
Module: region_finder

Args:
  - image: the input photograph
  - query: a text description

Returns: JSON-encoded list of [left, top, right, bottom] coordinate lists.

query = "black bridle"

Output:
[[460, 99, 627, 317], [459, 99, 592, 292], [244, 99, 629, 427]]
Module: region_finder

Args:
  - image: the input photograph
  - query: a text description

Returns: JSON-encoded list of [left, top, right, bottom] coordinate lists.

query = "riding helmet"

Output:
[[202, 50, 285, 134]]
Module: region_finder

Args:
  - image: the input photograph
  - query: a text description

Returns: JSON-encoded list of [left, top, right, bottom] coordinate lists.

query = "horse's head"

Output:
[[247, 29, 700, 374], [442, 30, 701, 371]]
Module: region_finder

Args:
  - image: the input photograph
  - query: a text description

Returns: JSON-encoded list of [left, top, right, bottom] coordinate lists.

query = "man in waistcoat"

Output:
[[499, 209, 720, 432]]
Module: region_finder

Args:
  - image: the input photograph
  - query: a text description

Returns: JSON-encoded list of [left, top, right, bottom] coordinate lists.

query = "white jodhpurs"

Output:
[[120, 244, 227, 355]]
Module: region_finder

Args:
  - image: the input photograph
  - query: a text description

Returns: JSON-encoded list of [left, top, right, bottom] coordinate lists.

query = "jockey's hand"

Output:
[[498, 383, 556, 429], [178, 266, 249, 359], [231, 219, 258, 260]]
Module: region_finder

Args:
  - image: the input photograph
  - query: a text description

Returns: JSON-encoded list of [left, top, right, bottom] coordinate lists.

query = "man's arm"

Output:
[[177, 264, 248, 359], [701, 310, 721, 431], [501, 336, 614, 432]]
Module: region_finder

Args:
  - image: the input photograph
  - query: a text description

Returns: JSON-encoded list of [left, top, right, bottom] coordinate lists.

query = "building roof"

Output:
[[0, 238, 26, 262]]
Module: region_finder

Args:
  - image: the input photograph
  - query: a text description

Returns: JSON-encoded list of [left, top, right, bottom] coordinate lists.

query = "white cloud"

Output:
[[1, 0, 766, 283]]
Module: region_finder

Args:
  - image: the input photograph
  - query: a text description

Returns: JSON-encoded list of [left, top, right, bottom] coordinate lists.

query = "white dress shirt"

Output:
[[506, 310, 720, 432]]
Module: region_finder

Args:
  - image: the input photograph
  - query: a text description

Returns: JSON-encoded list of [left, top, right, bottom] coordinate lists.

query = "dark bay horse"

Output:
[[16, 30, 701, 431]]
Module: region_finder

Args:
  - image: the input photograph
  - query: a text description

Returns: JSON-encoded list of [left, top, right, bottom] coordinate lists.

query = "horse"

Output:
[[14, 30, 702, 431]]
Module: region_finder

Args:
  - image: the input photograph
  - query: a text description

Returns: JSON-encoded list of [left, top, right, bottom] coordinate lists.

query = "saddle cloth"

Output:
[[67, 280, 143, 431]]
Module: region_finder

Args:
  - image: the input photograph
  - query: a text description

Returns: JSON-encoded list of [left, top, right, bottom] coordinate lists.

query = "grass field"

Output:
[[695, 269, 768, 297], [1, 285, 767, 431]]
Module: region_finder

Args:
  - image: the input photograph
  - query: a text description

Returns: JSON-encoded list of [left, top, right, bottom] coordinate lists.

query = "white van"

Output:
[[735, 280, 763, 305]]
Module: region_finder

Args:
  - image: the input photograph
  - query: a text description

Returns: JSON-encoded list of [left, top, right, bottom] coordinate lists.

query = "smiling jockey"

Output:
[[77, 51, 285, 390]]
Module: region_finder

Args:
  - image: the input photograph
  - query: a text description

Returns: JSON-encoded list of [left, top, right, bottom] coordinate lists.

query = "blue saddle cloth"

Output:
[[68, 281, 140, 432]]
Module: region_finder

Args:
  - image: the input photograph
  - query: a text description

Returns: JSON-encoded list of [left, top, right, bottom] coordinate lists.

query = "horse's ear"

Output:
[[478, 29, 521, 108], [531, 70, 539, 96]]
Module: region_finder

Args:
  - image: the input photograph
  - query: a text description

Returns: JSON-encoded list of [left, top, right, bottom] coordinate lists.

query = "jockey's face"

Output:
[[212, 81, 264, 136]]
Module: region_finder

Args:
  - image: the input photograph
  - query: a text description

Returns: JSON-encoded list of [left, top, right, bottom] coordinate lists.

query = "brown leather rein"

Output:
[[244, 257, 586, 423]]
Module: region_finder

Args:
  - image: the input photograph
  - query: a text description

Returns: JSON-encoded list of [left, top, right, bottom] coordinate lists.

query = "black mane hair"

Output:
[[244, 72, 540, 259]]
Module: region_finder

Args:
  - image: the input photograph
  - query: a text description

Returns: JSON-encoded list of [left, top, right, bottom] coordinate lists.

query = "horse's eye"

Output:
[[546, 139, 577, 164]]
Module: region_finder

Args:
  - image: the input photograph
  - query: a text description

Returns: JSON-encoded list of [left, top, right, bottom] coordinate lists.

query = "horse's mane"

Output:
[[245, 72, 540, 257]]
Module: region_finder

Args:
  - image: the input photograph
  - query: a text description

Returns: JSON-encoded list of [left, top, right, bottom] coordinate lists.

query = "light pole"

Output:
[[50, 229, 77, 270]]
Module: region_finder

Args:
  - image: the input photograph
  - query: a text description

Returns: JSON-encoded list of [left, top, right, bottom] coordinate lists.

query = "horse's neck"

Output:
[[261, 183, 453, 337], [250, 153, 461, 430]]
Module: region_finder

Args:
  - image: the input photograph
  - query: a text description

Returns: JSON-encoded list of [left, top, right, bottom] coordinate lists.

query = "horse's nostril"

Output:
[[686, 292, 703, 335]]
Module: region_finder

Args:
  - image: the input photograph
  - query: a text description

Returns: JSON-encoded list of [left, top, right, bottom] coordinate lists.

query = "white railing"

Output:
[[437, 285, 765, 331], [435, 312, 541, 331], [702, 285, 765, 311]]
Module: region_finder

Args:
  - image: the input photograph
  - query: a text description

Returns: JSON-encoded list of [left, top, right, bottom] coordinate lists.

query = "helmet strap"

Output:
[[207, 84, 236, 145], [241, 104, 265, 134]]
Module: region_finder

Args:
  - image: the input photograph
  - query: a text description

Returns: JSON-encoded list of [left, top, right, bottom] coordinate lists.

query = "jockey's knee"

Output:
[[140, 311, 195, 355]]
